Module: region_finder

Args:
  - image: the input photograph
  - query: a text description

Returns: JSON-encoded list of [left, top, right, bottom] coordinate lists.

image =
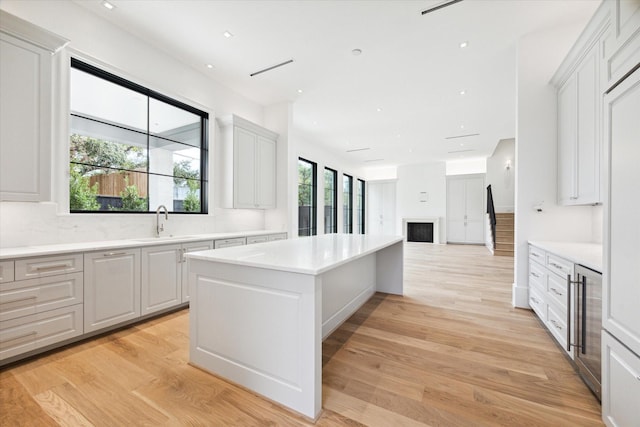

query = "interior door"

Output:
[[367, 181, 396, 235], [447, 174, 485, 244]]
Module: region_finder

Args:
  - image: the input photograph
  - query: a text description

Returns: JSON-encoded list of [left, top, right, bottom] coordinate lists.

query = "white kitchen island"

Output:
[[186, 234, 403, 420]]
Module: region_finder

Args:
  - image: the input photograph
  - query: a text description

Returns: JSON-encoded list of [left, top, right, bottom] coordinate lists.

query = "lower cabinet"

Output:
[[84, 249, 141, 333], [181, 241, 213, 302], [141, 241, 213, 312], [214, 237, 246, 249], [602, 331, 640, 427], [0, 305, 83, 361]]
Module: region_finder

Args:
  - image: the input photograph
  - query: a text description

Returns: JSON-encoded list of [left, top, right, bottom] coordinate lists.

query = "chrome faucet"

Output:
[[156, 205, 168, 236]]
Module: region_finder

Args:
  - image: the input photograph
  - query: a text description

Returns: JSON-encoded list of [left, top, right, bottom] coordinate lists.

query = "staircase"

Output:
[[494, 213, 514, 257]]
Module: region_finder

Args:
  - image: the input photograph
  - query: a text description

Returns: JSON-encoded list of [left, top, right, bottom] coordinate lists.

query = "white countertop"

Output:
[[186, 234, 404, 275], [529, 240, 602, 273], [0, 230, 285, 260]]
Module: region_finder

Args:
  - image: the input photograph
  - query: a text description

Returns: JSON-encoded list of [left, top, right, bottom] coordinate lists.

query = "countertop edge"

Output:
[[528, 240, 603, 273], [0, 230, 287, 260]]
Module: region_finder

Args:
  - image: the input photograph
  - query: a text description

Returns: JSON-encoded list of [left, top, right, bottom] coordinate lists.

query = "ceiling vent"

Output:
[[346, 147, 370, 153], [421, 0, 464, 16], [250, 59, 294, 77], [444, 133, 480, 140], [447, 149, 475, 154]]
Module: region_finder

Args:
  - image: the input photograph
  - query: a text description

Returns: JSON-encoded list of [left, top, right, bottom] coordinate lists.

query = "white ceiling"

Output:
[[75, 0, 600, 168]]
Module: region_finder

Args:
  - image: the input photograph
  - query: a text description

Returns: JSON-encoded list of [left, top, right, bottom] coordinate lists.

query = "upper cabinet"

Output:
[[604, 0, 640, 87], [0, 11, 68, 202], [552, 5, 610, 206], [217, 115, 278, 209]]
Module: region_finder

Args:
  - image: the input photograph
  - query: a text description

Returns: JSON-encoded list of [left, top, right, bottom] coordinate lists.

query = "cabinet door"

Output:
[[558, 76, 578, 204], [447, 176, 484, 244], [141, 245, 181, 315], [234, 126, 257, 208], [256, 136, 276, 208], [576, 45, 600, 204], [464, 177, 485, 243], [604, 67, 640, 356], [0, 33, 51, 202], [446, 179, 467, 243], [602, 331, 640, 427], [181, 240, 213, 303], [84, 249, 140, 333]]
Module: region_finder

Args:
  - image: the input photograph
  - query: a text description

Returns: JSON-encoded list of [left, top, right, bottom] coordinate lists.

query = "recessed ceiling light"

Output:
[[297, 89, 303, 94], [396, 134, 401, 138], [459, 90, 466, 95], [102, 1, 115, 10], [223, 31, 233, 38], [313, 121, 318, 125], [376, 107, 382, 112], [352, 48, 362, 56], [409, 148, 413, 153], [460, 124, 465, 129], [459, 41, 468, 48], [206, 64, 214, 69]]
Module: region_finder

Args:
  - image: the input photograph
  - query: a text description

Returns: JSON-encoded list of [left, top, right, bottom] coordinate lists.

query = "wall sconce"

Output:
[[505, 160, 512, 170]]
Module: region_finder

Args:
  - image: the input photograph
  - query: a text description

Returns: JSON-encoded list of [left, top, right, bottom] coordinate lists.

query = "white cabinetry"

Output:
[[214, 237, 246, 249], [0, 11, 67, 202], [604, 0, 640, 87], [602, 331, 640, 427], [141, 240, 213, 310], [552, 6, 609, 206], [218, 115, 278, 209], [528, 244, 575, 358], [603, 67, 640, 356], [84, 249, 140, 333], [0, 254, 83, 363]]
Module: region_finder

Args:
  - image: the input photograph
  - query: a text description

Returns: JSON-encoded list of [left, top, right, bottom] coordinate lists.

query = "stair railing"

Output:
[[487, 185, 496, 250]]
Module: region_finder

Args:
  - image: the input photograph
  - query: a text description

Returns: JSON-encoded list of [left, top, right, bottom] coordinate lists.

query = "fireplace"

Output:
[[402, 217, 440, 244], [407, 222, 434, 243]]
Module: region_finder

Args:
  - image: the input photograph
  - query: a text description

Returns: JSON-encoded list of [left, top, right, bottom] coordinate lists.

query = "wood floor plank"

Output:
[[0, 243, 603, 426]]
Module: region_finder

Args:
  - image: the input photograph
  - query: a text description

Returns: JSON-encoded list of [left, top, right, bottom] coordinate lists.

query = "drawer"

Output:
[[0, 272, 83, 321], [529, 287, 546, 322], [547, 272, 568, 311], [214, 237, 246, 249], [15, 254, 83, 280], [0, 261, 14, 283], [547, 304, 568, 351], [268, 233, 287, 241], [529, 261, 546, 293], [246, 235, 269, 244], [0, 304, 83, 361], [529, 245, 546, 265], [546, 253, 573, 279]]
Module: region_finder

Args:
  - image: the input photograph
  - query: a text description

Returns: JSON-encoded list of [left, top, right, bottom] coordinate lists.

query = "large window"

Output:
[[69, 58, 208, 213], [343, 174, 353, 233], [298, 158, 317, 236], [324, 168, 337, 233], [357, 178, 365, 234]]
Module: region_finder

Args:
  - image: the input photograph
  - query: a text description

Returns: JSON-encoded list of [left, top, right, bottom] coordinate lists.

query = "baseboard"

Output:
[[512, 282, 529, 308]]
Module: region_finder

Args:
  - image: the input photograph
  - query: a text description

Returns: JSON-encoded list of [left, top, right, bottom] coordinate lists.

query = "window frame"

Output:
[[324, 167, 338, 234], [69, 58, 209, 214], [343, 173, 353, 234], [357, 178, 365, 234], [298, 157, 317, 236]]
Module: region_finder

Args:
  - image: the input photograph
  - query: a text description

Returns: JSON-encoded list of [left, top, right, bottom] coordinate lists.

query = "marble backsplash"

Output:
[[0, 201, 266, 248]]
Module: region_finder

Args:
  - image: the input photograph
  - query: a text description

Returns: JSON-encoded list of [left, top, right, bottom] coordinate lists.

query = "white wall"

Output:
[[445, 158, 487, 176], [0, 1, 276, 248], [395, 162, 447, 243], [486, 138, 515, 213], [514, 24, 598, 307]]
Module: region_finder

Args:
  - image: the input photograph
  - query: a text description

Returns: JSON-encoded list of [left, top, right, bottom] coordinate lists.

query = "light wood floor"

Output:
[[1, 243, 602, 426]]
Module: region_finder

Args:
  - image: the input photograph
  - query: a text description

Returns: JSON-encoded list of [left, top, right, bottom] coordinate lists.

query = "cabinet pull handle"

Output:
[[550, 262, 564, 270], [569, 196, 578, 200], [531, 253, 540, 258], [531, 297, 539, 304], [550, 287, 562, 296], [549, 320, 562, 330], [531, 272, 540, 278], [32, 262, 72, 272], [103, 252, 126, 257], [0, 295, 37, 305], [7, 331, 37, 342]]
